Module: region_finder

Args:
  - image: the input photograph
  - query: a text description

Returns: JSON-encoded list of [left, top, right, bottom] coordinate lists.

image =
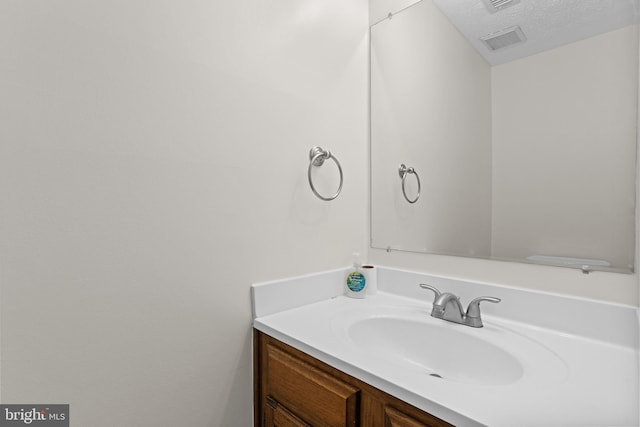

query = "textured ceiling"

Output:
[[431, 0, 640, 65]]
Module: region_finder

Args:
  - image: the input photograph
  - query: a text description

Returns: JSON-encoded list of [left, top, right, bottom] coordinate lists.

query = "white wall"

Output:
[[491, 26, 638, 270], [0, 1, 369, 426]]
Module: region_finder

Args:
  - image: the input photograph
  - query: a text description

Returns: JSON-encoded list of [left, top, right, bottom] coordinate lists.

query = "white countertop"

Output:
[[252, 267, 640, 427]]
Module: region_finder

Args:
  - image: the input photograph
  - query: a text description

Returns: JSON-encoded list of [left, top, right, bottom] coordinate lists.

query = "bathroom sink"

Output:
[[333, 304, 568, 387], [347, 316, 523, 385], [255, 276, 638, 426]]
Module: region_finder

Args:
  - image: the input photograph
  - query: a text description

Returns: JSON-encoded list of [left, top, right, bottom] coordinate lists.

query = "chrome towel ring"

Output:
[[398, 163, 421, 204], [308, 146, 343, 201]]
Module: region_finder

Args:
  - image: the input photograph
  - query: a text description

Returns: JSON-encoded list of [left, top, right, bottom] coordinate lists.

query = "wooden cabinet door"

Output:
[[263, 396, 311, 427], [263, 342, 359, 427]]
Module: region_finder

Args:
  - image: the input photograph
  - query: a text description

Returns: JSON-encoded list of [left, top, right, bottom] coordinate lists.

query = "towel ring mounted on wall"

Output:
[[398, 163, 421, 204], [308, 146, 343, 201]]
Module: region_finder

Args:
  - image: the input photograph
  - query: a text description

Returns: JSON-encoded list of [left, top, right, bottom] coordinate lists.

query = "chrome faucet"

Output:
[[419, 284, 500, 328]]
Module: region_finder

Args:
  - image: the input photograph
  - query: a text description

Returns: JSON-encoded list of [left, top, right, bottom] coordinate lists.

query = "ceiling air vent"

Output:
[[480, 26, 527, 51], [483, 0, 520, 13]]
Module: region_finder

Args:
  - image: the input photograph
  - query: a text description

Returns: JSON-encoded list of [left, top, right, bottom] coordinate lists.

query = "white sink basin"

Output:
[[348, 316, 523, 385], [333, 304, 568, 387]]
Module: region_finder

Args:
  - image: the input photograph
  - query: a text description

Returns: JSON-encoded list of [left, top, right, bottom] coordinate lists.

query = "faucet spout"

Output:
[[432, 292, 465, 323], [418, 283, 500, 328]]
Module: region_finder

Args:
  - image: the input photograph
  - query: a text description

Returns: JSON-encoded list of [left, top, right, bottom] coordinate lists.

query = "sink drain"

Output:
[[429, 373, 443, 379]]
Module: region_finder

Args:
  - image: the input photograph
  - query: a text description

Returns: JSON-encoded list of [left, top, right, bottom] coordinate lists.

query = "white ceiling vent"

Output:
[[480, 26, 527, 51], [483, 0, 521, 13]]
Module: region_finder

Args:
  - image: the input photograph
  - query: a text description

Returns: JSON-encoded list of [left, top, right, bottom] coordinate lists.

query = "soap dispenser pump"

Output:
[[345, 252, 366, 299]]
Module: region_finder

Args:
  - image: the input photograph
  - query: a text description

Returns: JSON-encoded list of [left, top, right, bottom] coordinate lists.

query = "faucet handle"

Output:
[[465, 296, 501, 327], [419, 283, 441, 303]]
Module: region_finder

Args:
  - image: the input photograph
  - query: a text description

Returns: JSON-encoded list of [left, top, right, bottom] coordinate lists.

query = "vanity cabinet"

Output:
[[254, 330, 453, 427]]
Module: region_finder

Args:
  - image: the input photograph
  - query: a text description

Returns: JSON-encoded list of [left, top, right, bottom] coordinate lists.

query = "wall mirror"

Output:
[[370, 0, 639, 273]]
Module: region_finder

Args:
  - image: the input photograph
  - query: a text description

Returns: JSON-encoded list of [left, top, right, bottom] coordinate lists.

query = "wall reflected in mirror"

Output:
[[370, 0, 639, 273]]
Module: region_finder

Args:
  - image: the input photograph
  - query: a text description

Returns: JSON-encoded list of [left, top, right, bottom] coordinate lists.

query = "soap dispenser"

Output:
[[345, 252, 366, 299]]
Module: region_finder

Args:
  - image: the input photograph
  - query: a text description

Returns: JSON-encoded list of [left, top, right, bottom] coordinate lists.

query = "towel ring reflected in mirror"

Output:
[[308, 146, 343, 201], [398, 164, 421, 204]]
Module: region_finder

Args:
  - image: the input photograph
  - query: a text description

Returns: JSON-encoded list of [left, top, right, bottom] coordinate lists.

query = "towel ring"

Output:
[[308, 146, 343, 201], [398, 164, 420, 204]]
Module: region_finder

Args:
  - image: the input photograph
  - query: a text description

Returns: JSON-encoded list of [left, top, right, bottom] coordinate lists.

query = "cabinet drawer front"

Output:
[[384, 405, 453, 427], [265, 396, 312, 427], [265, 343, 359, 427]]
